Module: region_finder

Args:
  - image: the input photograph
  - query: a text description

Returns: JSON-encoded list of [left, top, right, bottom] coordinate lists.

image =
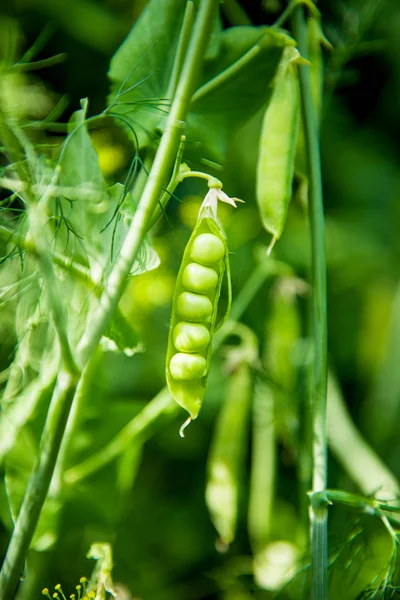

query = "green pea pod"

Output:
[[166, 188, 236, 428], [248, 379, 275, 554], [248, 280, 301, 553], [206, 361, 252, 547], [256, 47, 301, 244]]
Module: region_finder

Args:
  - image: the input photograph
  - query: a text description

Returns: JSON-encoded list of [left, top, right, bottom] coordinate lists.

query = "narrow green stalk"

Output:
[[221, 0, 252, 26], [65, 387, 174, 484], [292, 6, 328, 600], [273, 0, 317, 30], [76, 0, 217, 367], [0, 371, 79, 600], [167, 1, 195, 99], [192, 41, 261, 104]]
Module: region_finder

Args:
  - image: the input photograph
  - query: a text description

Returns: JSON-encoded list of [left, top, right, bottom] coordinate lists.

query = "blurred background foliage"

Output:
[[1, 0, 400, 598]]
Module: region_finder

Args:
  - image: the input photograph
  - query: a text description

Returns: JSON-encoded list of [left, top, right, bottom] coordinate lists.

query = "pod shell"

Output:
[[256, 48, 300, 240], [166, 200, 228, 419]]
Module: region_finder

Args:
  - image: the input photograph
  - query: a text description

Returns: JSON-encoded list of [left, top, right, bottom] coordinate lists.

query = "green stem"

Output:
[[76, 0, 217, 367], [167, 1, 195, 99], [273, 0, 318, 29], [0, 371, 79, 600], [192, 41, 261, 104], [65, 387, 174, 484], [220, 0, 252, 26], [292, 6, 328, 600]]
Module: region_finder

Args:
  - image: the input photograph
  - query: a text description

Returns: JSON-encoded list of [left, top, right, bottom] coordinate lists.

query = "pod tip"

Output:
[[179, 416, 192, 438], [267, 236, 277, 256]]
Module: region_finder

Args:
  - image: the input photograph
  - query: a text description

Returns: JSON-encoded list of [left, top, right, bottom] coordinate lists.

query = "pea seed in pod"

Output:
[[182, 262, 218, 293], [190, 233, 225, 266], [173, 321, 211, 353], [177, 291, 213, 322], [170, 353, 207, 381]]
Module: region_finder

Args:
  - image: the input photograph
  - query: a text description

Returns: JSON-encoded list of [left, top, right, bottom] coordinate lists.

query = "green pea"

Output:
[[176, 291, 213, 322], [166, 189, 234, 422], [173, 322, 211, 353], [169, 353, 207, 381], [256, 47, 300, 241], [182, 263, 218, 293], [190, 233, 225, 266]]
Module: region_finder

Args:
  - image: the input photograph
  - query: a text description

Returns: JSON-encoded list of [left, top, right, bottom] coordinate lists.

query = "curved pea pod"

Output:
[[256, 47, 301, 243], [206, 361, 252, 547], [166, 188, 236, 426]]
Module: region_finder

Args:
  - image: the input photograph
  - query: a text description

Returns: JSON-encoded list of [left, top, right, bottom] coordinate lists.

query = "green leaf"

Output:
[[60, 98, 105, 191], [58, 113, 159, 278], [107, 0, 187, 147], [101, 308, 142, 356], [0, 377, 55, 464], [108, 1, 294, 165]]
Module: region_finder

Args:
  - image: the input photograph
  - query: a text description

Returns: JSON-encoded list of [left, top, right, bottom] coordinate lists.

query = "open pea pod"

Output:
[[166, 188, 236, 428], [256, 46, 302, 243]]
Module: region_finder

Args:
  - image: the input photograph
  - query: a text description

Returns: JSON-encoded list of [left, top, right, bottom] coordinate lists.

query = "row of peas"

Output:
[[169, 231, 225, 380], [166, 187, 236, 430]]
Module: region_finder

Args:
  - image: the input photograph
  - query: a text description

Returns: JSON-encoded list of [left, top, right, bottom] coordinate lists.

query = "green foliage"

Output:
[[1, 0, 400, 599]]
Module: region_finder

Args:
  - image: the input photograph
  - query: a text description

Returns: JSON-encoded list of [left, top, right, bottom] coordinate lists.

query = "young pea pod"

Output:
[[206, 359, 253, 547], [166, 187, 236, 430], [248, 379, 275, 555], [256, 47, 301, 244], [206, 324, 257, 547], [248, 280, 302, 555]]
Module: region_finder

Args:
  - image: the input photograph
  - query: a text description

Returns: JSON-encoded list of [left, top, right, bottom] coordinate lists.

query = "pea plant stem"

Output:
[[0, 2, 217, 598], [76, 0, 217, 366], [0, 371, 79, 600], [292, 6, 328, 600]]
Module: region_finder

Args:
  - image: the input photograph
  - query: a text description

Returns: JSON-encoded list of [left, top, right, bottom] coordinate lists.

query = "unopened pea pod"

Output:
[[248, 380, 275, 554], [256, 46, 301, 243], [206, 361, 253, 547], [166, 188, 237, 427]]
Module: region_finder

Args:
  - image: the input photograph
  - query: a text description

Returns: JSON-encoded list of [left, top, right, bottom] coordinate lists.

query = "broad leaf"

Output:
[[108, 4, 295, 165], [107, 0, 187, 147]]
